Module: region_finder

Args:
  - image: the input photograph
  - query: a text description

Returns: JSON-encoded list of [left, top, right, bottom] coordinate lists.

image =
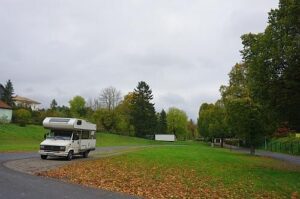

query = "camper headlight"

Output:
[[59, 146, 66, 151], [40, 145, 45, 150]]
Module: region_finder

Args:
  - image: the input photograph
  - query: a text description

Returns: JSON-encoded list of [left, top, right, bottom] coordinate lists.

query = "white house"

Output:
[[0, 100, 12, 123], [13, 95, 41, 111]]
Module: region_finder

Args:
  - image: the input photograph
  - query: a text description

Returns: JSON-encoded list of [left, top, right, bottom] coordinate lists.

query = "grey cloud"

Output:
[[0, 0, 278, 120]]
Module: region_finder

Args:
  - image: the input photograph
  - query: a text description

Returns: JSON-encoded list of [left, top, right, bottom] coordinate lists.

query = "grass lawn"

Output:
[[0, 124, 45, 151], [0, 124, 171, 152], [96, 133, 175, 146], [41, 144, 300, 199]]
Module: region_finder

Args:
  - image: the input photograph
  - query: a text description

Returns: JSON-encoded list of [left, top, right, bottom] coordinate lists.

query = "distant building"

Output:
[[0, 100, 12, 123], [13, 95, 41, 111]]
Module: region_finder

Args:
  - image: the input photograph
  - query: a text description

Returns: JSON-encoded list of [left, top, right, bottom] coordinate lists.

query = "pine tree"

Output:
[[50, 99, 58, 110], [159, 109, 167, 134], [131, 81, 156, 137], [2, 79, 14, 107]]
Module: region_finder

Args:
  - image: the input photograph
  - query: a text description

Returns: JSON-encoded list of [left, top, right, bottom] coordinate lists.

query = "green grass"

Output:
[[0, 124, 45, 151], [0, 124, 174, 152], [44, 143, 300, 198], [96, 132, 175, 146], [105, 144, 300, 198]]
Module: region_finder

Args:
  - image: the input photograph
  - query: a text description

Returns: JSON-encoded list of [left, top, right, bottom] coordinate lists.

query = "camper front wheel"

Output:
[[41, 155, 47, 160], [83, 150, 90, 158], [66, 151, 73, 161]]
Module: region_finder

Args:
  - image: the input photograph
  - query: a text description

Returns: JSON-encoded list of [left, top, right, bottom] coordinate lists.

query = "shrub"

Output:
[[14, 108, 31, 126]]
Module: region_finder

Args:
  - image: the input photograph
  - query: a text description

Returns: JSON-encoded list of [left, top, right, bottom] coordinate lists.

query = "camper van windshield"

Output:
[[47, 130, 72, 140]]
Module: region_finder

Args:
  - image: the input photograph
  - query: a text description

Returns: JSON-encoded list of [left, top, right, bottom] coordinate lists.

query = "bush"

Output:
[[14, 108, 31, 126]]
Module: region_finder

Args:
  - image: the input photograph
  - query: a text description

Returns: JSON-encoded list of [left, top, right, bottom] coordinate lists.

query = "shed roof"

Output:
[[0, 100, 12, 109]]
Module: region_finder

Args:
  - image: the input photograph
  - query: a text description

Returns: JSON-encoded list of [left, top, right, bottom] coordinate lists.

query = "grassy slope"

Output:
[[43, 144, 300, 199], [96, 133, 174, 146], [0, 124, 45, 151], [0, 124, 170, 151]]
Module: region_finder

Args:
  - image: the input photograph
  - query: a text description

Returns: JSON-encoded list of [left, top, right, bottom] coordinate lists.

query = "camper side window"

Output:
[[81, 131, 90, 139]]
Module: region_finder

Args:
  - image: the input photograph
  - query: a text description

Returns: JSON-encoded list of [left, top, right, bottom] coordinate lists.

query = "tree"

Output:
[[197, 103, 214, 139], [69, 96, 86, 118], [115, 92, 135, 136], [50, 99, 58, 110], [208, 101, 228, 147], [197, 101, 228, 146], [2, 79, 14, 107], [187, 119, 198, 140], [131, 81, 156, 137], [93, 108, 118, 132], [241, 0, 300, 131], [99, 87, 122, 110], [14, 108, 31, 126], [56, 105, 71, 117], [87, 97, 101, 111], [221, 64, 264, 154], [157, 109, 168, 134], [167, 107, 188, 140], [225, 98, 264, 154]]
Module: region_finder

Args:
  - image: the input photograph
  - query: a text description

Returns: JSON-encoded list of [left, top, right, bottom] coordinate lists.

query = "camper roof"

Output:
[[43, 117, 96, 131]]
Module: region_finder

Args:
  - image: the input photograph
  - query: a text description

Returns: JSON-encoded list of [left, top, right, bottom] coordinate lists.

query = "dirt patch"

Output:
[[4, 157, 73, 174], [3, 146, 149, 174]]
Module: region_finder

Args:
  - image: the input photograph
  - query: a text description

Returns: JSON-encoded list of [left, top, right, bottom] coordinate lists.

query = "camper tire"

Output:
[[41, 155, 47, 160], [66, 150, 73, 161], [82, 150, 90, 158]]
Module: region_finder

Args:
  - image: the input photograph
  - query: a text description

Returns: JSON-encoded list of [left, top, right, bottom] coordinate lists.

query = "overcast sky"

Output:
[[0, 0, 278, 120]]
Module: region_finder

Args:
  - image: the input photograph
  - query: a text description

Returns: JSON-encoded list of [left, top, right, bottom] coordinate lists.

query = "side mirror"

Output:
[[44, 134, 47, 139]]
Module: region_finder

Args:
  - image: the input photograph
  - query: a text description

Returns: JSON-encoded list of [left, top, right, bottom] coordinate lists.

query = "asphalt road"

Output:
[[222, 144, 300, 165], [0, 149, 138, 199]]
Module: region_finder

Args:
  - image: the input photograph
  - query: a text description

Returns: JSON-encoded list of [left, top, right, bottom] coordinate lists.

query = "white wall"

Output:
[[0, 109, 12, 123], [155, 134, 176, 142]]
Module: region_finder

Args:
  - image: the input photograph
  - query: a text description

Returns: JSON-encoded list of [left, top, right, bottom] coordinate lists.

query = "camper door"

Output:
[[72, 132, 80, 153], [79, 131, 90, 150]]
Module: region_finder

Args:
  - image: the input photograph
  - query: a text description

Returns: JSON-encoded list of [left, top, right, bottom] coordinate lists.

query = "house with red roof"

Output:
[[0, 100, 12, 123]]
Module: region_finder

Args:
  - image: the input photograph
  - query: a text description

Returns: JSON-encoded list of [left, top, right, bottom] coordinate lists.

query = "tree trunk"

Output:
[[250, 145, 255, 155]]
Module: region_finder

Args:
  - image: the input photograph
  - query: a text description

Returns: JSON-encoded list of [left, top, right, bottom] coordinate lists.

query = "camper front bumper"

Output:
[[39, 150, 68, 157]]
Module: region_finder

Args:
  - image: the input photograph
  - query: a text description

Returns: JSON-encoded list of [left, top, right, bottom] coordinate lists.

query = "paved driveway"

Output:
[[0, 147, 140, 199], [225, 145, 300, 165]]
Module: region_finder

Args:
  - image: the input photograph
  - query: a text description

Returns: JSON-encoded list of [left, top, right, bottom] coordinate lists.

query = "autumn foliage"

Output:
[[38, 145, 299, 199]]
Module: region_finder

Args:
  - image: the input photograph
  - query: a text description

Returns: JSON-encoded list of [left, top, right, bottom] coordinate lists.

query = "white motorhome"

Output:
[[39, 117, 96, 160]]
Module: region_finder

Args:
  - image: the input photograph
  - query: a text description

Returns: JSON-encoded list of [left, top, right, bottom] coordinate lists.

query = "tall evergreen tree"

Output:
[[131, 81, 156, 137], [158, 109, 167, 134], [50, 99, 58, 110], [2, 79, 14, 107]]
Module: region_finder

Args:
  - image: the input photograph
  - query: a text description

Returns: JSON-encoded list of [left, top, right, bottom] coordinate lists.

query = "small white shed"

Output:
[[0, 100, 12, 123], [155, 134, 176, 142]]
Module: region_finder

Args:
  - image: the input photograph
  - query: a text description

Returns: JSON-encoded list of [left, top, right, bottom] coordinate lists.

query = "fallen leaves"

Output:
[[37, 156, 287, 199]]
